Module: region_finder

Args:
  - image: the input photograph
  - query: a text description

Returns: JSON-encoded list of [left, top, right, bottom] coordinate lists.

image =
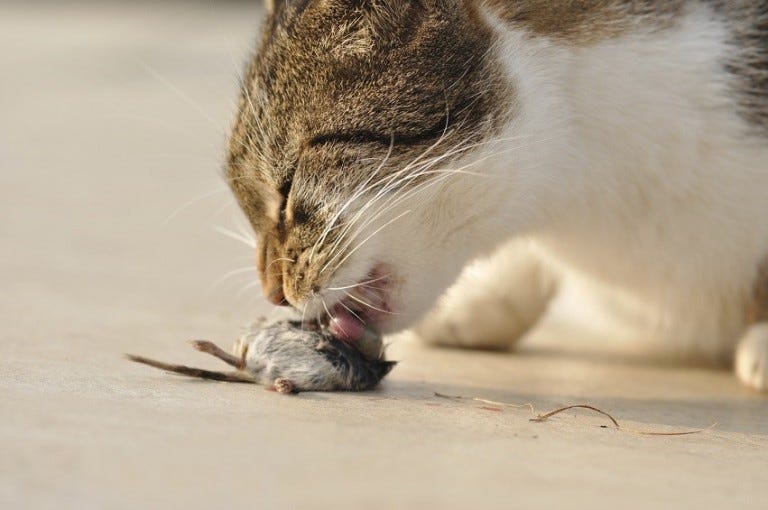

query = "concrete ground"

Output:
[[1, 2, 766, 509]]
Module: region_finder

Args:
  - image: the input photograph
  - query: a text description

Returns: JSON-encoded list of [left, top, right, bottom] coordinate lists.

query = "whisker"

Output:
[[321, 208, 411, 276], [322, 146, 463, 262], [266, 257, 296, 269], [324, 168, 479, 275], [308, 136, 396, 263], [211, 266, 257, 288], [213, 225, 256, 248], [343, 291, 399, 316], [316, 131, 555, 281], [352, 136, 554, 239], [318, 146, 468, 274], [322, 129, 485, 256], [331, 129, 454, 228], [319, 296, 348, 336], [163, 187, 229, 225], [313, 126, 459, 267], [236, 280, 262, 298], [206, 199, 237, 222], [301, 292, 314, 328], [338, 300, 365, 324], [326, 274, 391, 291], [132, 56, 224, 134]]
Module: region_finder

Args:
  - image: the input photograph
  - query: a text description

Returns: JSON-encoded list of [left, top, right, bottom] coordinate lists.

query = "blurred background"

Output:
[[2, 0, 266, 344], [2, 2, 766, 509]]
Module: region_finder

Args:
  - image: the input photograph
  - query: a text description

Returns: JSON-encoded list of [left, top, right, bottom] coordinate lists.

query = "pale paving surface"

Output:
[[1, 2, 766, 509]]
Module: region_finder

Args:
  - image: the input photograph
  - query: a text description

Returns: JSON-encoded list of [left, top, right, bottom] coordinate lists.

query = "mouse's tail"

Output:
[[125, 354, 256, 383]]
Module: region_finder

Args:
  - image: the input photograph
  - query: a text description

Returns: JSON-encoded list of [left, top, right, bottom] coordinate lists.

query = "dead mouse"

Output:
[[127, 317, 396, 394]]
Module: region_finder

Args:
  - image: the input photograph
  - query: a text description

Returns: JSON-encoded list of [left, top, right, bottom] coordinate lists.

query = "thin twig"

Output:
[[530, 404, 717, 436], [530, 405, 620, 428], [434, 392, 536, 413], [434, 392, 716, 437]]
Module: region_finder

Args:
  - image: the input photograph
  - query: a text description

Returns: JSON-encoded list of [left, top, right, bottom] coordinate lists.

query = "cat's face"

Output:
[[226, 0, 509, 339]]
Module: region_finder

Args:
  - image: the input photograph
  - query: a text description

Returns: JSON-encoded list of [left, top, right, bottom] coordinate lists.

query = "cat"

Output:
[[225, 0, 768, 390]]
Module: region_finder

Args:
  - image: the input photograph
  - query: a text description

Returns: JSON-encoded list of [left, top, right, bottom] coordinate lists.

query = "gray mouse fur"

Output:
[[127, 318, 395, 393]]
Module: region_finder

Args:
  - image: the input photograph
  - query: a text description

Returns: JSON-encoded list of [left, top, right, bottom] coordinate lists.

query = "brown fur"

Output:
[[710, 1, 768, 134], [483, 0, 685, 44]]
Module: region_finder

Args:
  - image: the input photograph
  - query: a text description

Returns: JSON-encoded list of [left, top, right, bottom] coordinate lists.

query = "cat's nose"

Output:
[[266, 286, 290, 306]]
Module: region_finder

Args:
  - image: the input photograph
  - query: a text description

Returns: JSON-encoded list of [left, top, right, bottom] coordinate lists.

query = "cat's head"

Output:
[[226, 0, 510, 340]]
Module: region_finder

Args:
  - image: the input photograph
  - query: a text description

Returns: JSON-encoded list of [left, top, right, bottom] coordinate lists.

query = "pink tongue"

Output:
[[328, 305, 366, 343]]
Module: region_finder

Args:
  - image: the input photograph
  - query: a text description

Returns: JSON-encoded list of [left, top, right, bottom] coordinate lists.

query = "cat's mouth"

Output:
[[321, 267, 391, 345]]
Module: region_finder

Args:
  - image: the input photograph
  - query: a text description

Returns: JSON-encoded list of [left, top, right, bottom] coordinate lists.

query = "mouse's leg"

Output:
[[273, 378, 296, 394], [417, 240, 557, 350], [126, 355, 255, 383], [192, 340, 245, 369], [232, 335, 252, 364]]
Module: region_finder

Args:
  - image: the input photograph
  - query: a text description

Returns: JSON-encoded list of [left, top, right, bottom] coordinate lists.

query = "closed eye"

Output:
[[308, 130, 395, 147], [308, 116, 451, 148]]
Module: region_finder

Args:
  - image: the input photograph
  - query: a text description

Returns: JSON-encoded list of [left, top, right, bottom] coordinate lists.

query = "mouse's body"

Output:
[[234, 318, 395, 391], [128, 318, 395, 393]]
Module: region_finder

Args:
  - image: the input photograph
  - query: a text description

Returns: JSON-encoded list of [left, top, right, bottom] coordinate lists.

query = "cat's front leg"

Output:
[[736, 324, 768, 390], [736, 263, 768, 391], [416, 241, 557, 350]]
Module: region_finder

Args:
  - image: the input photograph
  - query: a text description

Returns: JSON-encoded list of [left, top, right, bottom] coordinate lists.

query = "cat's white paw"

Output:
[[417, 298, 533, 350], [417, 243, 555, 351], [736, 323, 768, 391]]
